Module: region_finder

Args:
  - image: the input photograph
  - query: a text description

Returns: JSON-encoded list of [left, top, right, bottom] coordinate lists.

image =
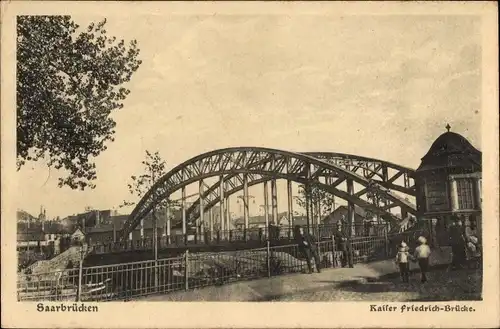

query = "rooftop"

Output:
[[417, 130, 481, 172]]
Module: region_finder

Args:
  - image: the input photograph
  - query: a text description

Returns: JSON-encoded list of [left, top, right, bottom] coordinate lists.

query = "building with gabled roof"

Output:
[[415, 127, 482, 245]]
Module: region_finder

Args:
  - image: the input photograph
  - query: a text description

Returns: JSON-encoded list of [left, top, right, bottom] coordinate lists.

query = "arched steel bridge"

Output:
[[119, 147, 416, 241]]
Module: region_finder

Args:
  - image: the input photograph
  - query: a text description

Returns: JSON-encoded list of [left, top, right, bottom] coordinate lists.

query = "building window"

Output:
[[456, 178, 475, 210], [425, 177, 449, 212]]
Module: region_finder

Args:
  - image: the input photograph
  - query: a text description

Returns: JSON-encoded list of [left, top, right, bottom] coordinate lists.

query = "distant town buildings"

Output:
[[233, 212, 308, 230]]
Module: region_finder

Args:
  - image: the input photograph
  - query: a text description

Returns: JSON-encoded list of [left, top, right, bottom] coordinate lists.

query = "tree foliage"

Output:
[[17, 16, 142, 189], [365, 184, 390, 222], [122, 151, 177, 212], [295, 184, 336, 219]]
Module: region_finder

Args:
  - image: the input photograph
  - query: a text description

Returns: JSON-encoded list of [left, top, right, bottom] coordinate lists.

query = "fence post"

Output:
[[266, 240, 271, 278], [184, 250, 189, 291], [154, 260, 159, 293], [77, 259, 83, 302], [331, 235, 336, 268]]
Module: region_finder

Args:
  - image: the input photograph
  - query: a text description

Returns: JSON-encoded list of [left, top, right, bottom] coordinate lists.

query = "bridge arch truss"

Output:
[[120, 147, 416, 240]]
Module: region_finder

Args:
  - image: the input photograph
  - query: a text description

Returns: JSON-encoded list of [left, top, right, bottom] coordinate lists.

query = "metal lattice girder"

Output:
[[120, 148, 417, 240], [305, 152, 415, 194], [184, 175, 413, 229], [184, 152, 416, 224]]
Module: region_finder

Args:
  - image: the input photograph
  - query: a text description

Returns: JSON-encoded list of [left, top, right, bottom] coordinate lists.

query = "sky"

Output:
[[17, 14, 482, 220]]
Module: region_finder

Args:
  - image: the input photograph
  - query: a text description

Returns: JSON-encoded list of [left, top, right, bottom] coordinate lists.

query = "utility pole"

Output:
[[237, 195, 255, 216]]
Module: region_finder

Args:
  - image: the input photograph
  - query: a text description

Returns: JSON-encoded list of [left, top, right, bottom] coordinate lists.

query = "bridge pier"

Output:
[[199, 180, 204, 239], [225, 195, 230, 239], [209, 208, 214, 241], [287, 179, 293, 236], [346, 178, 354, 268], [219, 175, 225, 233], [243, 173, 249, 240], [347, 178, 355, 236], [264, 180, 270, 239], [315, 177, 321, 232], [271, 178, 278, 225], [305, 163, 312, 233], [286, 158, 294, 237], [181, 185, 186, 239]]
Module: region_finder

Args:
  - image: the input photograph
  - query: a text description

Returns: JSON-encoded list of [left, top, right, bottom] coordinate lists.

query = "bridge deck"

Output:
[[88, 224, 391, 255]]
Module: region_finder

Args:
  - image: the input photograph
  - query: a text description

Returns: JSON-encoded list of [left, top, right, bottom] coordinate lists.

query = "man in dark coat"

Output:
[[294, 225, 321, 274], [334, 222, 351, 267]]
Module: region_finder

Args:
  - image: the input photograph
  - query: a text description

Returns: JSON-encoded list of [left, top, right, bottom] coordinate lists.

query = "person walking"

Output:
[[414, 236, 431, 283], [294, 225, 321, 274], [395, 241, 411, 283]]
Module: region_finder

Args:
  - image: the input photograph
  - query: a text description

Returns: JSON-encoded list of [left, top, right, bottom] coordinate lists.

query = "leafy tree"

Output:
[[366, 187, 389, 223], [121, 150, 178, 214], [17, 16, 142, 189], [122, 151, 178, 259], [295, 184, 336, 221]]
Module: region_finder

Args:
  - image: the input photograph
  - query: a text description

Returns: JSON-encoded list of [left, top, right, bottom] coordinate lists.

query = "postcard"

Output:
[[1, 1, 498, 328]]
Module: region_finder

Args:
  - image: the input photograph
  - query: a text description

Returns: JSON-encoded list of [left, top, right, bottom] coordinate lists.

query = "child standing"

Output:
[[414, 236, 432, 283], [395, 242, 411, 283]]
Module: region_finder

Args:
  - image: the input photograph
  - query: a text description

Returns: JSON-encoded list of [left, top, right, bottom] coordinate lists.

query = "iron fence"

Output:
[[18, 228, 425, 302], [351, 236, 388, 263]]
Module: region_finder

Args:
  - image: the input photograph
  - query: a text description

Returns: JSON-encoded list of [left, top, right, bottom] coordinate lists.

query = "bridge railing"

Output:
[[18, 227, 428, 302], [89, 223, 391, 254]]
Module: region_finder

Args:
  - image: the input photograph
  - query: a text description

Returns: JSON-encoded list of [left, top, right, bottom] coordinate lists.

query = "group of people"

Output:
[[448, 218, 481, 270], [293, 223, 354, 274], [294, 224, 433, 283], [394, 217, 482, 283], [294, 216, 480, 281], [394, 236, 432, 283]]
